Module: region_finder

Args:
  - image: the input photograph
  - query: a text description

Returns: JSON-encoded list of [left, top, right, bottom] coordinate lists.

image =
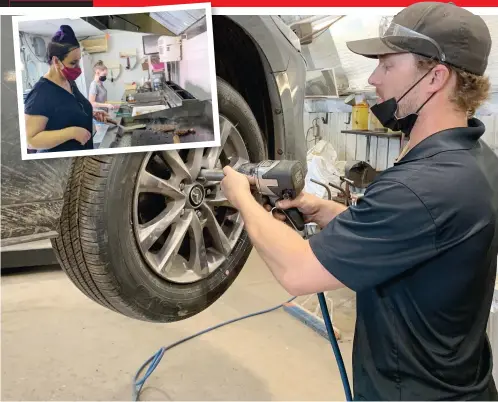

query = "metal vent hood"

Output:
[[82, 11, 206, 37], [149, 10, 206, 36]]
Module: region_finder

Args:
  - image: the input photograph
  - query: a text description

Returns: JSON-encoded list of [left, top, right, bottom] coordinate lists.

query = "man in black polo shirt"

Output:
[[220, 2, 498, 400]]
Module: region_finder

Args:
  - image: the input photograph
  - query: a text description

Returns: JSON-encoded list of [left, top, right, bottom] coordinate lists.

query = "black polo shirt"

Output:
[[24, 77, 94, 152], [309, 118, 498, 400]]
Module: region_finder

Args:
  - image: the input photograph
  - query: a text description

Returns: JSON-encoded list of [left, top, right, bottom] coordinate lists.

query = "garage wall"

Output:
[[304, 105, 498, 170], [328, 15, 381, 92], [20, 24, 212, 104], [303, 14, 498, 170], [177, 31, 211, 100], [83, 30, 150, 103], [177, 18, 211, 101], [304, 109, 407, 170], [17, 33, 51, 93]]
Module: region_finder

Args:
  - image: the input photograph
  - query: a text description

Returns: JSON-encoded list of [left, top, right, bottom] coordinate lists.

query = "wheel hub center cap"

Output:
[[188, 184, 205, 208]]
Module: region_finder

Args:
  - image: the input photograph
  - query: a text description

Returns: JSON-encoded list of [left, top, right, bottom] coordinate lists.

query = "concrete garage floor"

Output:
[[2, 250, 354, 401]]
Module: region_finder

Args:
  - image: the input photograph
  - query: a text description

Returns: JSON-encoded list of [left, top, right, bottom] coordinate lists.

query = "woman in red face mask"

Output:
[[24, 25, 108, 153]]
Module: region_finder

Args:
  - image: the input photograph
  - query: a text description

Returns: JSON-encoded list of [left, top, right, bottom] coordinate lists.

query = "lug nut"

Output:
[[196, 210, 202, 218], [180, 182, 185, 191], [206, 189, 211, 195], [180, 209, 185, 217]]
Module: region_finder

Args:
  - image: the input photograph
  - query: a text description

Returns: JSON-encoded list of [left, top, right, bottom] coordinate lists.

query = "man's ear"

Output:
[[429, 64, 451, 93]]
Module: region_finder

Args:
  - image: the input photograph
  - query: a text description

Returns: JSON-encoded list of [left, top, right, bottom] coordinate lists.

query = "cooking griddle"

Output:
[[109, 116, 214, 148]]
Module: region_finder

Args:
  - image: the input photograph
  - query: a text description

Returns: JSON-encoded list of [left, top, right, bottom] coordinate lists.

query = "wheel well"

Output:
[[212, 16, 275, 158]]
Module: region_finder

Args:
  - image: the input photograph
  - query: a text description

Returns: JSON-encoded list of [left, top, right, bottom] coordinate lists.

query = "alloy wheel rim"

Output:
[[132, 115, 249, 284]]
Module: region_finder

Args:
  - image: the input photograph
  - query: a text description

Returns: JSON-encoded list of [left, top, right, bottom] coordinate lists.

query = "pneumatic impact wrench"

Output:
[[199, 157, 306, 231]]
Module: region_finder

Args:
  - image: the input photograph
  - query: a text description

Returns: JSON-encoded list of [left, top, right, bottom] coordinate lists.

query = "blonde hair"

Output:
[[93, 60, 107, 73], [415, 55, 490, 118]]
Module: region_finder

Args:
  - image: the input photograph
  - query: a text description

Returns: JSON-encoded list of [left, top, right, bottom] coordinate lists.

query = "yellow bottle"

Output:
[[352, 101, 369, 130]]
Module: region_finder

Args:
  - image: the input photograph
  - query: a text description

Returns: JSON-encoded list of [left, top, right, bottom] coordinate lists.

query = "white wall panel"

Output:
[[178, 31, 211, 100], [328, 16, 382, 92], [305, 109, 497, 169], [482, 16, 498, 92], [305, 110, 407, 170]]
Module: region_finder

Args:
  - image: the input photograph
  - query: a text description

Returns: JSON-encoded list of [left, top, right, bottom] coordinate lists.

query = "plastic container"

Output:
[[352, 102, 369, 130]]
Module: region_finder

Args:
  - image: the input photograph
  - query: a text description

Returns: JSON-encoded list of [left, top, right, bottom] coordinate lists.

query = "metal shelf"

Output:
[[341, 130, 402, 138], [340, 130, 405, 168]]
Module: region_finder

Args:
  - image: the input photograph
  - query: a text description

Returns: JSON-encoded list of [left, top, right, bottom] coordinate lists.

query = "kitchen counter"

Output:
[[92, 110, 120, 149], [95, 114, 215, 149], [110, 123, 214, 148], [97, 124, 119, 149], [95, 88, 215, 149]]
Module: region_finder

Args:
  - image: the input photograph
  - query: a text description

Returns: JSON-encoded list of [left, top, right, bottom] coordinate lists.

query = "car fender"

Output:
[[224, 15, 307, 166]]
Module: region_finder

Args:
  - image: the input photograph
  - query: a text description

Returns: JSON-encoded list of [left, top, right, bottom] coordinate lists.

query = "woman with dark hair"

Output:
[[24, 25, 108, 152]]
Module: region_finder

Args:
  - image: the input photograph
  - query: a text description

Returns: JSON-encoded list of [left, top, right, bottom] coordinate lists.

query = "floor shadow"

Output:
[[1, 264, 61, 277]]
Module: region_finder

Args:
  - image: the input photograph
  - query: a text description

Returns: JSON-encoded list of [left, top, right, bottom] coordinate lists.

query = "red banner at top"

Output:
[[94, 0, 498, 6]]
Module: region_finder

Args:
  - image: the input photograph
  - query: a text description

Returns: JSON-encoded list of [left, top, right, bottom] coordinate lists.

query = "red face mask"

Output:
[[60, 63, 82, 81]]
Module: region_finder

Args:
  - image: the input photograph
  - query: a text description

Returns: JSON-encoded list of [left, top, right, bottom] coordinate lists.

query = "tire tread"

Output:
[[51, 157, 120, 311]]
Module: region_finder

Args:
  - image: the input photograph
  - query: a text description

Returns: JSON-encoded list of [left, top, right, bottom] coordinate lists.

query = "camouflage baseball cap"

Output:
[[346, 2, 492, 76]]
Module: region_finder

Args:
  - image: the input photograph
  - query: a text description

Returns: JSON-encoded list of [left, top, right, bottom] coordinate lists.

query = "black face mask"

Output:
[[99, 76, 107, 82], [370, 67, 437, 136]]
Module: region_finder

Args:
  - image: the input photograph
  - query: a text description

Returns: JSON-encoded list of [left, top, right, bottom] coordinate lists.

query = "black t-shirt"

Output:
[[309, 118, 498, 400], [24, 77, 94, 152]]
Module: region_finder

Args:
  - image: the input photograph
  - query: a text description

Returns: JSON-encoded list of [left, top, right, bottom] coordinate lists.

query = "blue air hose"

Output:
[[317, 292, 353, 400], [132, 293, 353, 401]]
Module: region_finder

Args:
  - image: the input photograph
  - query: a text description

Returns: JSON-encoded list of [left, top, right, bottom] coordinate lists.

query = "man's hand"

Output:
[[220, 166, 255, 210], [265, 191, 347, 228], [228, 179, 345, 296]]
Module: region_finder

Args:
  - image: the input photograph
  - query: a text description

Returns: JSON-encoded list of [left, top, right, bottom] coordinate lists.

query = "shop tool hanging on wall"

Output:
[[119, 49, 138, 70], [106, 62, 122, 83], [80, 36, 108, 53]]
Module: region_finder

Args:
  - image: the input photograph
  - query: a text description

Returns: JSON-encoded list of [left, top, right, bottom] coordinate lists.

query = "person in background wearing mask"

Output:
[[88, 60, 117, 112], [24, 25, 108, 153], [220, 2, 498, 400]]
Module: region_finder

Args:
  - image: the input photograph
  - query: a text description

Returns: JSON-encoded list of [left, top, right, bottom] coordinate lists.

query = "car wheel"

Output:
[[51, 77, 267, 322]]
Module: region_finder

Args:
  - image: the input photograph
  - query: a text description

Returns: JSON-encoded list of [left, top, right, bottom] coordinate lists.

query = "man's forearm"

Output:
[[237, 194, 315, 293], [236, 195, 343, 296], [236, 194, 344, 295]]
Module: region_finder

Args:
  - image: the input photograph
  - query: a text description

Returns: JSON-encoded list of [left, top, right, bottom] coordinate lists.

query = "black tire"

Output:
[[51, 77, 267, 322]]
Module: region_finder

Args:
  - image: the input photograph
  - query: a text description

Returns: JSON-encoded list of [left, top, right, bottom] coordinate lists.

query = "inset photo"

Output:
[[12, 3, 220, 160]]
